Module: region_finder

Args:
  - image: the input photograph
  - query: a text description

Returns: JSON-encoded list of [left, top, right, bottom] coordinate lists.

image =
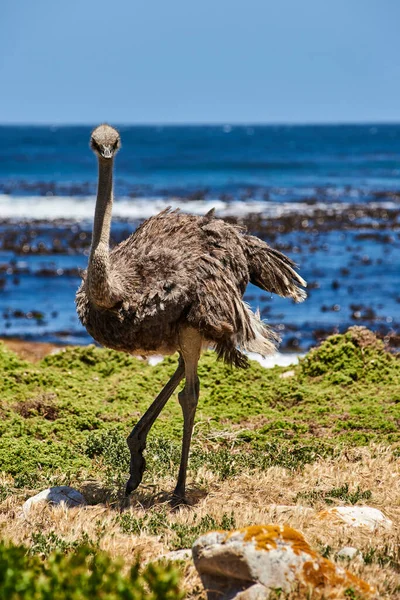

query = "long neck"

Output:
[[91, 158, 114, 250], [87, 158, 121, 308]]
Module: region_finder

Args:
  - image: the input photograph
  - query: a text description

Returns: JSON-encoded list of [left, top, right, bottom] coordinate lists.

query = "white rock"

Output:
[[337, 546, 363, 561], [235, 583, 268, 600], [192, 524, 374, 600], [23, 486, 87, 515], [158, 549, 192, 562], [318, 506, 392, 531]]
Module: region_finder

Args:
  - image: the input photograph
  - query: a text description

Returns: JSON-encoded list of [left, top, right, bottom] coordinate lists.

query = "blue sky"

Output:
[[1, 0, 399, 124]]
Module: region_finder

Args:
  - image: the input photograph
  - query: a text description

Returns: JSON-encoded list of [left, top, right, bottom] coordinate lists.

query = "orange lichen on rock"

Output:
[[195, 524, 375, 599], [240, 524, 278, 551], [240, 524, 318, 558], [303, 558, 374, 597], [240, 524, 374, 596]]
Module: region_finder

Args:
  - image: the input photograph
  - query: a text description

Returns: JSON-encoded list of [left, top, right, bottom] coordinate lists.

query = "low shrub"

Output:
[[0, 540, 183, 600], [300, 326, 398, 384]]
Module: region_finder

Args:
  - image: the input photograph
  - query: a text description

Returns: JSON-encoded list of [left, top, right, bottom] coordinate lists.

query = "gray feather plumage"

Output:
[[76, 208, 306, 368]]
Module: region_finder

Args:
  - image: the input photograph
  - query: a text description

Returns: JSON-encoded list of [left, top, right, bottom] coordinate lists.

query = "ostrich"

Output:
[[76, 124, 307, 503]]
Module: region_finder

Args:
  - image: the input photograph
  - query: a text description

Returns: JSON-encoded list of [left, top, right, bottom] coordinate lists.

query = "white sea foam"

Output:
[[0, 194, 398, 222], [248, 352, 303, 368]]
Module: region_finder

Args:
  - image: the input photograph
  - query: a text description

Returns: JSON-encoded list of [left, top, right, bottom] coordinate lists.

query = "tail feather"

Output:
[[213, 303, 280, 368], [244, 234, 307, 302], [241, 306, 280, 355]]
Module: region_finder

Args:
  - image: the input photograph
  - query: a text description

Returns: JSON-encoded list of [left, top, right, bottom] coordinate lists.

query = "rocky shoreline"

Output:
[[0, 196, 399, 351]]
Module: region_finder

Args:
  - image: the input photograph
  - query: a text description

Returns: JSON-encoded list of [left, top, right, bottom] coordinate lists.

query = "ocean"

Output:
[[0, 124, 399, 351]]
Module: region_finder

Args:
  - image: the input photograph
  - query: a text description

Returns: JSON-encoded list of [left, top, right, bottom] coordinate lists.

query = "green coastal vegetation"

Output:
[[0, 326, 399, 598], [1, 326, 399, 489]]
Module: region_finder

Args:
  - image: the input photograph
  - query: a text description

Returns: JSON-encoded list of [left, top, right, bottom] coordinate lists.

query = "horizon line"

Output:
[[1, 120, 400, 128]]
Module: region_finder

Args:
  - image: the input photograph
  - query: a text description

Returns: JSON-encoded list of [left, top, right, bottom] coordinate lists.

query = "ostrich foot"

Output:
[[170, 493, 190, 508], [125, 448, 146, 496], [170, 484, 190, 507]]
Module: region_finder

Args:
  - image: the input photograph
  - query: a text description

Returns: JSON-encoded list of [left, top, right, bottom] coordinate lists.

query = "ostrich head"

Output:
[[90, 124, 121, 159]]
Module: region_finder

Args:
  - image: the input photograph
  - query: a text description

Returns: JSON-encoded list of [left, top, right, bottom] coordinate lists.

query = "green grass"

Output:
[[0, 326, 399, 491], [117, 508, 236, 550], [295, 483, 372, 506]]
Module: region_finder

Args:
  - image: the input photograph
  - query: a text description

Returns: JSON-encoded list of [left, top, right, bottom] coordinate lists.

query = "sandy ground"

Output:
[[0, 338, 63, 362]]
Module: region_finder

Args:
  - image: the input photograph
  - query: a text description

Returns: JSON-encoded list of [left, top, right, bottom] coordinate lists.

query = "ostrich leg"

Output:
[[173, 328, 202, 502], [125, 357, 185, 495]]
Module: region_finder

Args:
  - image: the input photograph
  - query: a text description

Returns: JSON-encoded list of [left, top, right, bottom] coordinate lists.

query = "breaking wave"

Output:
[[1, 194, 399, 222]]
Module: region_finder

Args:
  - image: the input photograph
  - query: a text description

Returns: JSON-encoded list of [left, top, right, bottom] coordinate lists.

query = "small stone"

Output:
[[318, 506, 392, 531], [192, 524, 374, 600], [279, 369, 295, 379], [148, 355, 164, 366], [23, 486, 87, 515], [337, 546, 363, 561], [268, 504, 313, 518]]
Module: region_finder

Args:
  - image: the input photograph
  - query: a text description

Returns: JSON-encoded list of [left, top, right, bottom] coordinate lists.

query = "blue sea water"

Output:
[[1, 124, 400, 197], [0, 124, 399, 351]]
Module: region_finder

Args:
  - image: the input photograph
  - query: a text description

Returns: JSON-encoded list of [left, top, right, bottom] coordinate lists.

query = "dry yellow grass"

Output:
[[1, 444, 399, 599]]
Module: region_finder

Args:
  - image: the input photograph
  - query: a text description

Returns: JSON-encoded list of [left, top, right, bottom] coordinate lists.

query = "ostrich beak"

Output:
[[101, 146, 113, 159]]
